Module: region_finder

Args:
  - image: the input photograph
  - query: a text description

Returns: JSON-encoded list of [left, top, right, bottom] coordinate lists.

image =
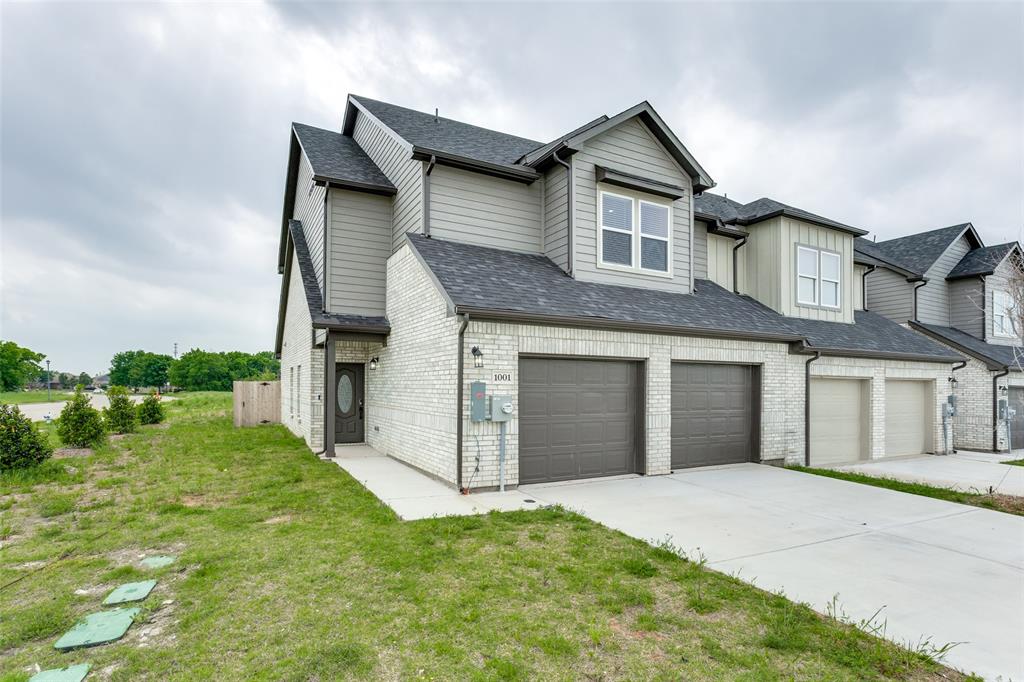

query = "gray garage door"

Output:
[[671, 363, 755, 469], [519, 358, 640, 484]]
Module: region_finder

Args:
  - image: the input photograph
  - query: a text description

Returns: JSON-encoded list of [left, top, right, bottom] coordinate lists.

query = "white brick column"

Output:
[[645, 344, 672, 475]]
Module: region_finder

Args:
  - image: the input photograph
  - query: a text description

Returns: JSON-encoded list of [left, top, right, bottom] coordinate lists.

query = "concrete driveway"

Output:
[[522, 465, 1024, 681], [837, 451, 1024, 497]]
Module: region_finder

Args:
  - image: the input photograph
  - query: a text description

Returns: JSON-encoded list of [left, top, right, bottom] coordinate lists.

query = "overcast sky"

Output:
[[2, 1, 1022, 373]]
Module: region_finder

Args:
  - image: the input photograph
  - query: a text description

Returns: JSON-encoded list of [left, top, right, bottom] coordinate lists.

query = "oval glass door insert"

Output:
[[337, 374, 353, 414]]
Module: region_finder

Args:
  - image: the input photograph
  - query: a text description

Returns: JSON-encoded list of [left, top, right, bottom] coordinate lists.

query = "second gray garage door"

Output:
[[519, 358, 641, 484], [671, 363, 756, 469]]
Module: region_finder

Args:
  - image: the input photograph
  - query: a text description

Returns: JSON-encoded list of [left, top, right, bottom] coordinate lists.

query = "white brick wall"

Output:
[[279, 250, 317, 448]]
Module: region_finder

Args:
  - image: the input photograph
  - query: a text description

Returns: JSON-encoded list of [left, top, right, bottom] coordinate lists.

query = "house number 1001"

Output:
[[492, 373, 512, 382]]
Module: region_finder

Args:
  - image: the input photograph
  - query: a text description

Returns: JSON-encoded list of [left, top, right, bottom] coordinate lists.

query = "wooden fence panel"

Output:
[[233, 381, 281, 427]]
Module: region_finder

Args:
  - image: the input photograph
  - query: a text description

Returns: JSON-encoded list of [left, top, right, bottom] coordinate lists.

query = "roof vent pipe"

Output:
[[434, 108, 439, 123]]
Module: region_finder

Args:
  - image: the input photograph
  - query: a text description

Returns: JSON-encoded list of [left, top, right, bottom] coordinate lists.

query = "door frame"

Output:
[[334, 362, 365, 444]]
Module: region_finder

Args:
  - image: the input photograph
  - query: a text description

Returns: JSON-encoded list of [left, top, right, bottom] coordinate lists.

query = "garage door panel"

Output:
[[671, 363, 754, 469], [885, 380, 931, 457], [810, 378, 866, 466], [519, 357, 639, 484]]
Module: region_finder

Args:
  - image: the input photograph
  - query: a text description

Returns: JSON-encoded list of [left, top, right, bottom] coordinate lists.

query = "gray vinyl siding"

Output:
[[986, 257, 1022, 346], [350, 111, 423, 250], [543, 165, 569, 272], [917, 235, 971, 326], [865, 266, 913, 322], [428, 165, 543, 253], [949, 278, 984, 338], [327, 188, 392, 316], [572, 116, 693, 294], [293, 153, 326, 294], [693, 220, 708, 279], [707, 233, 735, 290], [854, 264, 865, 310]]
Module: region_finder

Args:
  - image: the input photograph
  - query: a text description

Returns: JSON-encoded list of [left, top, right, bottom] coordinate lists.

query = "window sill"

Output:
[[596, 260, 673, 279]]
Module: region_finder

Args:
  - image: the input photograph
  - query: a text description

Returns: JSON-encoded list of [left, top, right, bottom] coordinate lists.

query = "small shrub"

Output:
[[137, 390, 165, 425], [0, 404, 53, 470], [57, 386, 105, 447], [104, 385, 137, 434]]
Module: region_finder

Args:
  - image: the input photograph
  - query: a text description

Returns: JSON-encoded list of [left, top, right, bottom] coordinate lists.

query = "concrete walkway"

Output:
[[331, 445, 539, 519], [837, 451, 1024, 497], [521, 465, 1024, 681]]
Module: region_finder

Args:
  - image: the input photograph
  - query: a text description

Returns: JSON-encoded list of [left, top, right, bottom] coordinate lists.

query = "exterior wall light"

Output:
[[369, 357, 379, 371], [471, 346, 484, 368]]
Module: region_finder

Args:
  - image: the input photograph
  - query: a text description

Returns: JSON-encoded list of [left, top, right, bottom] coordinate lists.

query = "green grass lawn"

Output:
[[1002, 458, 1024, 467], [0, 390, 72, 405], [0, 394, 971, 681], [788, 466, 1023, 517]]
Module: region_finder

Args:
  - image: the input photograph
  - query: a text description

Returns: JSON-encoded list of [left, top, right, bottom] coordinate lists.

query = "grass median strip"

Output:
[[788, 465, 1024, 517], [0, 393, 976, 680]]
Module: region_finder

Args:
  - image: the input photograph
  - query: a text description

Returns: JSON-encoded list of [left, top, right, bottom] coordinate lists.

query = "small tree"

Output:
[[0, 404, 53, 469], [57, 386, 105, 447], [104, 385, 137, 434], [78, 372, 92, 386], [137, 390, 165, 425]]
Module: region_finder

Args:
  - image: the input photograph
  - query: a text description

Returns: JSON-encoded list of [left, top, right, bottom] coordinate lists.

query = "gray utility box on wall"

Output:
[[490, 395, 514, 422], [470, 381, 488, 422]]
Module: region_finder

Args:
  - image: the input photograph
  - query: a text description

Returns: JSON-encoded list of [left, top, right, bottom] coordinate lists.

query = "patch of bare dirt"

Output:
[[262, 514, 294, 524], [982, 493, 1024, 515], [130, 599, 178, 649], [53, 447, 93, 458], [109, 434, 128, 442]]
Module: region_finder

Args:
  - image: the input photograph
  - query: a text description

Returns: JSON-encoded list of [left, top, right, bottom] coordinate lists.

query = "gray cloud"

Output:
[[2, 1, 1021, 372]]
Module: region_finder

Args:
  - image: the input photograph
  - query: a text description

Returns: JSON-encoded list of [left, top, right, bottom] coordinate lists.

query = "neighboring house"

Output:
[[275, 95, 962, 492], [856, 225, 1024, 451]]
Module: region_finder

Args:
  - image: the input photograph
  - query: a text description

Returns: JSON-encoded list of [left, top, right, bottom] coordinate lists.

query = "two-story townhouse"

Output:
[[856, 225, 1024, 451], [275, 95, 962, 492]]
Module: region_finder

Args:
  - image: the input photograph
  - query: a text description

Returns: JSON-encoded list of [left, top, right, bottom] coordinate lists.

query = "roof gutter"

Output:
[[804, 351, 822, 466], [993, 367, 1010, 451], [411, 147, 539, 184], [552, 150, 574, 276], [732, 234, 748, 294]]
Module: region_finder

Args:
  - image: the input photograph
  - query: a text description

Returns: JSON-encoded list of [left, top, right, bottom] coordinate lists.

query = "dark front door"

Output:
[[671, 362, 756, 469], [335, 363, 364, 444], [519, 357, 640, 484], [1008, 387, 1024, 450]]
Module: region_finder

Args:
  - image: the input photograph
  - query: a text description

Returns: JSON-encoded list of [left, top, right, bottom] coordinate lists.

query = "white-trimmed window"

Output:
[[993, 290, 1016, 337], [796, 246, 841, 309], [599, 190, 671, 275]]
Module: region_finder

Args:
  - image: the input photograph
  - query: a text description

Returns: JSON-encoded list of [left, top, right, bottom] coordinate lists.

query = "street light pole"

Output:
[[46, 360, 51, 401]]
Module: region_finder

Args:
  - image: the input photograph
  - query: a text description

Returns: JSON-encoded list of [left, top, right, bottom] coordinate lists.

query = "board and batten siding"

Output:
[[326, 188, 392, 316], [916, 235, 972, 326], [692, 220, 708, 279], [293, 153, 326, 294], [543, 165, 569, 272], [706, 233, 735, 290], [571, 116, 693, 294], [854, 264, 866, 310], [985, 256, 1022, 346], [428, 165, 543, 253], [949, 278, 984, 338], [350, 111, 423, 250], [865, 266, 914, 323]]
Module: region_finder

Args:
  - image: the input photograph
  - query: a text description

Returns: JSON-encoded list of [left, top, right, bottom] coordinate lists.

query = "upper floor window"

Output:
[[599, 190, 671, 276], [993, 290, 1016, 337], [796, 246, 841, 309]]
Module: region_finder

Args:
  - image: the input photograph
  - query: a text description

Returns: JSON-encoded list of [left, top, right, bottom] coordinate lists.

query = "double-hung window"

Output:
[[796, 246, 841, 309], [993, 290, 1015, 337], [599, 190, 671, 275]]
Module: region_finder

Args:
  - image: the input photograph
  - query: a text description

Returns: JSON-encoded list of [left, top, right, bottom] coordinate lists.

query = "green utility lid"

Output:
[[139, 555, 175, 569], [29, 664, 90, 682], [103, 580, 157, 605], [53, 608, 140, 651]]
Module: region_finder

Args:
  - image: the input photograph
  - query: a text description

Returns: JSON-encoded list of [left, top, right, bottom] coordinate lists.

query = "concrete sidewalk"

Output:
[[837, 451, 1024, 496], [330, 445, 539, 519]]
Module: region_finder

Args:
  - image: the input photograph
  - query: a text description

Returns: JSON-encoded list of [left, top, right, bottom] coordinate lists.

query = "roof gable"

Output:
[[865, 223, 980, 276], [947, 242, 1021, 280], [695, 192, 866, 237]]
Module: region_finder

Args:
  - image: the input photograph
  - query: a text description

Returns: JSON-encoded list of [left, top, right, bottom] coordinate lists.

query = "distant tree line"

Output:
[[109, 348, 279, 391], [0, 341, 45, 391]]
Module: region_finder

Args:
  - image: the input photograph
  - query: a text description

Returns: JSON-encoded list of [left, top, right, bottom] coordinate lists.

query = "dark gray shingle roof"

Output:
[[867, 223, 973, 276], [693, 193, 865, 236], [350, 96, 543, 168], [911, 322, 1023, 370], [289, 220, 390, 332], [947, 243, 1018, 280], [292, 123, 395, 193], [407, 234, 960, 362]]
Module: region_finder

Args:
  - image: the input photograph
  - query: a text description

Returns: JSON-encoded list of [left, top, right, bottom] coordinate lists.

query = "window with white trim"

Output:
[[599, 190, 671, 274], [796, 246, 841, 309], [993, 290, 1016, 337]]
